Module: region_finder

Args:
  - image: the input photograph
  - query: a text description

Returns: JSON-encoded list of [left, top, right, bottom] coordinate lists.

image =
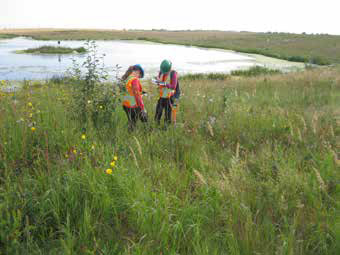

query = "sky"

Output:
[[1, 0, 339, 35]]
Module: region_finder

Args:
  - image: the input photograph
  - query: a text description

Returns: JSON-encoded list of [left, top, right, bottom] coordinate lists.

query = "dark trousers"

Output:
[[123, 106, 147, 131], [155, 97, 173, 125]]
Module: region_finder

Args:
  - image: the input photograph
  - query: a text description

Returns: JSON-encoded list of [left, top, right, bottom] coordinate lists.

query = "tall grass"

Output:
[[231, 66, 281, 77], [181, 72, 230, 80], [0, 67, 339, 254]]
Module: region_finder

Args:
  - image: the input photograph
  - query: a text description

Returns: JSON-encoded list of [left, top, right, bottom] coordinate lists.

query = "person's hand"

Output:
[[152, 78, 160, 85]]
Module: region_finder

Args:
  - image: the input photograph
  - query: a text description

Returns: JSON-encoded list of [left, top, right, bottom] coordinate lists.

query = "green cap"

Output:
[[160, 59, 172, 74]]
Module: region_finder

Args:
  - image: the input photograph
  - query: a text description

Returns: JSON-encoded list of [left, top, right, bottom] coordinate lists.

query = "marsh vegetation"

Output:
[[15, 45, 87, 54], [1, 63, 339, 254]]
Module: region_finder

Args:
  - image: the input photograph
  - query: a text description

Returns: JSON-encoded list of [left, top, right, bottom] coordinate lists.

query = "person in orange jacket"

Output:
[[121, 64, 147, 131]]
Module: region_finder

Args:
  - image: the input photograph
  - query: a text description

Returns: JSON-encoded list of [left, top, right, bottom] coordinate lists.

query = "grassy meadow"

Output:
[[1, 29, 340, 65], [0, 66, 339, 254]]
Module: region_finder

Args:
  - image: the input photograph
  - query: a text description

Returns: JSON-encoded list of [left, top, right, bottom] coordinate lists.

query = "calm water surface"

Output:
[[0, 37, 302, 80]]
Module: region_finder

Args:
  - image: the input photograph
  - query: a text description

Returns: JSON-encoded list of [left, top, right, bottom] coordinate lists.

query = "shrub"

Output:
[[287, 55, 308, 63], [67, 41, 120, 130], [310, 56, 331, 65]]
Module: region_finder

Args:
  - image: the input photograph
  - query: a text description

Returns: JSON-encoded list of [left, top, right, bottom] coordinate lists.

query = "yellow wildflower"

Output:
[[31, 127, 36, 132], [28, 102, 33, 107], [81, 134, 86, 140], [113, 156, 118, 161], [73, 149, 77, 154], [105, 169, 113, 174], [99, 105, 103, 109], [65, 154, 69, 158], [110, 161, 115, 167], [87, 100, 91, 104]]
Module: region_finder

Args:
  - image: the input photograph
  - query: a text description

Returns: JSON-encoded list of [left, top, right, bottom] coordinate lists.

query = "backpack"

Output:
[[171, 71, 181, 100]]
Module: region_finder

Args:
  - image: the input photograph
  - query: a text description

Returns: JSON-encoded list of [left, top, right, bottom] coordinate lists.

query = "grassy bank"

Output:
[[230, 66, 282, 77], [15, 45, 87, 54], [0, 34, 17, 39], [180, 66, 282, 80], [1, 29, 340, 65], [0, 67, 339, 254]]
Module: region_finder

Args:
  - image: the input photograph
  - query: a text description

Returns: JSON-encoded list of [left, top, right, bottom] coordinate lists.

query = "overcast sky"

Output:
[[1, 0, 339, 35]]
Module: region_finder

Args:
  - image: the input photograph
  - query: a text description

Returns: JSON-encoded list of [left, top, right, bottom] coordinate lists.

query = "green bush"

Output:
[[287, 55, 308, 63], [67, 41, 120, 130], [310, 56, 331, 65]]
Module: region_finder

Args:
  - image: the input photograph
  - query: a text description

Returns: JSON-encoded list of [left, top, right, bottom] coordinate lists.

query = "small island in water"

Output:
[[15, 45, 87, 54]]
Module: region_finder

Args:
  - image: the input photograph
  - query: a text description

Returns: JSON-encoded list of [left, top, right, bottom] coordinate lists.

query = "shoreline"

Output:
[[1, 29, 337, 65], [0, 37, 306, 81]]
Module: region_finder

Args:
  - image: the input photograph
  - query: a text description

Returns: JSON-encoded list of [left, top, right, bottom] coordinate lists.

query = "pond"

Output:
[[0, 37, 304, 80]]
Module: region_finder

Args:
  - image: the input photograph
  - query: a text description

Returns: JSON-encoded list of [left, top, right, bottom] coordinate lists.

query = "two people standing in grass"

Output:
[[121, 60, 180, 131]]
